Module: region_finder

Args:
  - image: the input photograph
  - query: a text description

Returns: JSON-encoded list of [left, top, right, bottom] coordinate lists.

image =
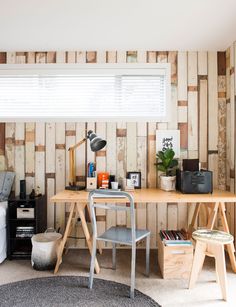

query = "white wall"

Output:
[[0, 0, 236, 51]]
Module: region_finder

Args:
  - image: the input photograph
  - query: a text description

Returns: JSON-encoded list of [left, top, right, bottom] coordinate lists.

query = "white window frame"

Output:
[[0, 63, 171, 122]]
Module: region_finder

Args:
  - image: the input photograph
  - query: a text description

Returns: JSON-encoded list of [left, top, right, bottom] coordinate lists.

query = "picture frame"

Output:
[[127, 172, 141, 189], [156, 130, 180, 158]]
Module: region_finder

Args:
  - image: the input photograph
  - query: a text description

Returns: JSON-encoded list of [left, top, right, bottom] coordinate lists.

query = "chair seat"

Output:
[[192, 229, 233, 245], [97, 226, 150, 245]]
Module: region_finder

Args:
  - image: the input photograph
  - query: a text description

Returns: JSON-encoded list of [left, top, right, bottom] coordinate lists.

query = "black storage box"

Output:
[[176, 169, 213, 194]]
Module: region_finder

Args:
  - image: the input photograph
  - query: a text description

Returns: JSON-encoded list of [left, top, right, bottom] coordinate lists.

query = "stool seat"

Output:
[[192, 229, 233, 245]]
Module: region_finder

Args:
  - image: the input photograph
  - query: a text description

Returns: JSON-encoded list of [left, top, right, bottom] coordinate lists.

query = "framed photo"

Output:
[[156, 130, 180, 158], [127, 172, 141, 189]]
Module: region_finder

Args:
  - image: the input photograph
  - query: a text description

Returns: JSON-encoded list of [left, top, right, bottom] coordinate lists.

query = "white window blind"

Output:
[[0, 64, 170, 121]]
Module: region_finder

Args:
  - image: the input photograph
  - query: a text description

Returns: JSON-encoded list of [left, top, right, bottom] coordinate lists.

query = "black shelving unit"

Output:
[[7, 195, 47, 259]]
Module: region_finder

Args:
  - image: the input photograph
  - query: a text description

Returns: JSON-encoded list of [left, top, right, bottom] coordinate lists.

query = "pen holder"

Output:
[[86, 177, 97, 191]]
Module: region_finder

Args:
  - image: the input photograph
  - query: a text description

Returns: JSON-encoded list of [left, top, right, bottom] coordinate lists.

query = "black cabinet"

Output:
[[7, 195, 47, 259]]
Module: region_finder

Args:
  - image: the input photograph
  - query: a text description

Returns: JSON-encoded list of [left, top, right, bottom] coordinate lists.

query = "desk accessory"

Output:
[[97, 172, 109, 189], [66, 130, 106, 191], [20, 180, 26, 199], [176, 169, 213, 194], [126, 172, 141, 189], [156, 149, 178, 191]]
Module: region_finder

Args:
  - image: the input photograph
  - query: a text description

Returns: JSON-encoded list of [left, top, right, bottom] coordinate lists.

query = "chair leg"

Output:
[[112, 243, 116, 270], [214, 244, 228, 301], [146, 235, 150, 277], [189, 241, 207, 289], [130, 244, 136, 299], [89, 238, 97, 290]]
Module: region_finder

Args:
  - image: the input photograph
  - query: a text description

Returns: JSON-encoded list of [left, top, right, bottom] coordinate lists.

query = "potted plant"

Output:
[[156, 148, 178, 191]]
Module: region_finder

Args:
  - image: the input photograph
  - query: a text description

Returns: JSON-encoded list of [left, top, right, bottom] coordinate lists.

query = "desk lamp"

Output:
[[66, 130, 107, 190]]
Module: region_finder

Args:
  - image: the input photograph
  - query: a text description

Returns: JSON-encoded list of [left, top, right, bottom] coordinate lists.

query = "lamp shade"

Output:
[[87, 130, 107, 152]]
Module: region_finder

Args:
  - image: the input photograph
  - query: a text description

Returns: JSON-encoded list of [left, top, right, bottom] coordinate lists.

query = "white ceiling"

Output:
[[0, 0, 235, 51]]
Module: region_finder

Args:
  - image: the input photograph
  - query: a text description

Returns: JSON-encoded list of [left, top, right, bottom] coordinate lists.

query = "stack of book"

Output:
[[16, 226, 34, 238], [160, 229, 192, 246]]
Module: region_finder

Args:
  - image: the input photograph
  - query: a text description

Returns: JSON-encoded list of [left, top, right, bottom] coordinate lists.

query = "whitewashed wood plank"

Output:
[[95, 123, 106, 247], [116, 122, 127, 226], [117, 51, 126, 63], [199, 79, 208, 165], [106, 51, 117, 63], [178, 52, 187, 101], [208, 52, 218, 151], [147, 123, 158, 246], [97, 51, 106, 63], [106, 122, 117, 246], [198, 52, 208, 75], [6, 52, 15, 64], [178, 106, 187, 123], [55, 123, 66, 232], [5, 123, 15, 173], [25, 123, 35, 194], [76, 51, 86, 63], [67, 52, 76, 63], [168, 85, 178, 129], [126, 123, 137, 172], [14, 123, 25, 195], [35, 123, 45, 195], [46, 123, 56, 228], [56, 52, 66, 63]]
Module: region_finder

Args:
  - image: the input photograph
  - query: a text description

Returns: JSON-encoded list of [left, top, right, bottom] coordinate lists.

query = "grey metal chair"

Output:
[[88, 189, 150, 299]]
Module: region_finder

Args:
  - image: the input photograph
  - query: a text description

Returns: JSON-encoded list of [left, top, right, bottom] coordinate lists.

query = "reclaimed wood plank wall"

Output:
[[0, 49, 234, 248]]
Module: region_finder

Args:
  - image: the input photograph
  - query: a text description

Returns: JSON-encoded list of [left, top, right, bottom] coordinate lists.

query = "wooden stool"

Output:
[[189, 229, 234, 301]]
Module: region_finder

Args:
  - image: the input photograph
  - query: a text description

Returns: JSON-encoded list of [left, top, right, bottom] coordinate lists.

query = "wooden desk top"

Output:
[[50, 188, 236, 204]]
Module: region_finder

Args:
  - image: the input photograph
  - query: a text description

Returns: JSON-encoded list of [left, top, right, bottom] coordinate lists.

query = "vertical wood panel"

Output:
[[148, 123, 158, 246], [95, 123, 107, 247], [35, 123, 45, 195], [0, 124, 5, 170], [55, 123, 66, 232], [46, 123, 56, 228], [25, 123, 35, 194], [116, 122, 127, 226], [188, 52, 198, 154], [137, 123, 147, 234], [126, 123, 137, 171], [106, 122, 117, 243], [14, 124, 25, 195]]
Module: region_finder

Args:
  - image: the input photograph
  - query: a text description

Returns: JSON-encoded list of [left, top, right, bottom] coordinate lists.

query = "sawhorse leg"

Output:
[[54, 203, 76, 274], [219, 202, 236, 273]]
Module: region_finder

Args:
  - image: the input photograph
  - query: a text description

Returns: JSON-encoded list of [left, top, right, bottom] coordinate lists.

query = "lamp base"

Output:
[[65, 185, 86, 191]]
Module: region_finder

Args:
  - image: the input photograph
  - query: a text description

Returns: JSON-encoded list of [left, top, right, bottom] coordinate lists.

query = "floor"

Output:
[[0, 249, 235, 307]]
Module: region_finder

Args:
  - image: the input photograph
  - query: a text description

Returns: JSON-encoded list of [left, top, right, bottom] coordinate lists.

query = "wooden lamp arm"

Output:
[[68, 137, 87, 186], [68, 137, 87, 152]]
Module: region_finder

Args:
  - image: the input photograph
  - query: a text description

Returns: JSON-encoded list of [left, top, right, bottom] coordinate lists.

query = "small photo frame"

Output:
[[127, 172, 141, 189]]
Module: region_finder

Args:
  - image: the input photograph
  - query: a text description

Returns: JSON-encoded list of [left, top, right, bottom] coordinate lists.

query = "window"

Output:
[[0, 63, 170, 121]]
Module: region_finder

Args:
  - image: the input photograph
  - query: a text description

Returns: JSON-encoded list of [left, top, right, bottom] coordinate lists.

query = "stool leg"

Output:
[[214, 244, 228, 301], [146, 234, 150, 277], [112, 243, 116, 270], [189, 241, 207, 289]]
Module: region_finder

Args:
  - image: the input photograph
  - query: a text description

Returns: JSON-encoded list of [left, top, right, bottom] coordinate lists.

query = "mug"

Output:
[[111, 182, 119, 190]]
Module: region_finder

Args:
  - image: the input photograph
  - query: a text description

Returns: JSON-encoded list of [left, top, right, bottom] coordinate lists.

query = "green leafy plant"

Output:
[[156, 148, 178, 176]]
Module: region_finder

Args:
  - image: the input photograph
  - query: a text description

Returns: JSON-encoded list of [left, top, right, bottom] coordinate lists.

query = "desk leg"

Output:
[[206, 202, 219, 229], [219, 202, 236, 273], [77, 204, 100, 274], [54, 202, 76, 274], [64, 210, 80, 255], [87, 204, 103, 255], [188, 203, 201, 235]]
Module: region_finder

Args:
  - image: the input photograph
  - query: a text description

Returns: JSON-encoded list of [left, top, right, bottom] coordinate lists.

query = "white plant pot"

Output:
[[160, 175, 176, 191]]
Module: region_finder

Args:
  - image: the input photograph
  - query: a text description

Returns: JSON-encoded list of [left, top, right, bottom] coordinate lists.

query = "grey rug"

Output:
[[0, 276, 161, 307]]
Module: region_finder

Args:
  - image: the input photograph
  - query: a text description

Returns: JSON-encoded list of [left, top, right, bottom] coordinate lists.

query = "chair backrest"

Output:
[[89, 189, 135, 241]]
